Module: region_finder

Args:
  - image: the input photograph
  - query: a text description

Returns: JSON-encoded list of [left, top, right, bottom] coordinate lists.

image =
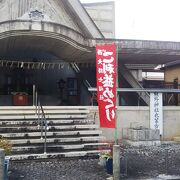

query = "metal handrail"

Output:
[[37, 101, 40, 129], [83, 80, 97, 106], [39, 104, 48, 154], [34, 86, 48, 154], [88, 87, 180, 93]]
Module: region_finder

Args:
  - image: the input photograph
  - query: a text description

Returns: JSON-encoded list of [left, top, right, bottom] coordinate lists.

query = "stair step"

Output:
[[0, 114, 88, 120], [0, 130, 102, 138], [0, 124, 99, 133], [9, 136, 105, 145], [0, 119, 94, 126], [0, 109, 89, 115], [7, 149, 110, 160], [12, 142, 109, 151], [11, 145, 109, 155], [11, 143, 109, 154], [12, 144, 85, 151], [0, 106, 89, 110]]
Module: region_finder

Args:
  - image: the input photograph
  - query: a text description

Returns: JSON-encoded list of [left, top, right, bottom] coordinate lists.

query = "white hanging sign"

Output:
[[150, 92, 163, 135]]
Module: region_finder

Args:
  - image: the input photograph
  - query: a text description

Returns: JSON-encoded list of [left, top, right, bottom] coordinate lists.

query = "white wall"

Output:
[[89, 106, 180, 141]]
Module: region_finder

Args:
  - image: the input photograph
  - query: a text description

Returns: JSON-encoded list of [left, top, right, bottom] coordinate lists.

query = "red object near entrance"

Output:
[[13, 93, 28, 106]]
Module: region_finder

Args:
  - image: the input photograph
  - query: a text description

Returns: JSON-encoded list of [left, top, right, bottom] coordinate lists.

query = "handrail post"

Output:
[[37, 101, 40, 129], [44, 116, 47, 154], [35, 88, 47, 154], [37, 100, 48, 154], [92, 93, 94, 106], [35, 91, 38, 114], [40, 110, 43, 139], [33, 84, 35, 106], [40, 105, 47, 154]]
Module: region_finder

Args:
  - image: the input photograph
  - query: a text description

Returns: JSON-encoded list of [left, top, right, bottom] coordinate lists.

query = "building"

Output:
[[1, 0, 180, 160], [1, 0, 180, 107], [162, 60, 180, 105]]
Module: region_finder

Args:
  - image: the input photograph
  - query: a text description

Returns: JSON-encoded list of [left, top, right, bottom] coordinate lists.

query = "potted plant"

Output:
[[98, 150, 111, 167], [98, 150, 113, 174]]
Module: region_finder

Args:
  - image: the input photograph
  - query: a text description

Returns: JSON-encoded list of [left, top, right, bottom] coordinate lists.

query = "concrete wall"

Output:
[[83, 2, 115, 38], [89, 106, 180, 141]]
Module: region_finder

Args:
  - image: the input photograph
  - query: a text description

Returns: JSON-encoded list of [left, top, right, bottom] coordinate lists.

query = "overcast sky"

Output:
[[80, 0, 180, 42]]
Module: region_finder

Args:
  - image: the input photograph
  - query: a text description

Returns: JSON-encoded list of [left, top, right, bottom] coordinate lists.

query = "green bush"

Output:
[[0, 137, 12, 155]]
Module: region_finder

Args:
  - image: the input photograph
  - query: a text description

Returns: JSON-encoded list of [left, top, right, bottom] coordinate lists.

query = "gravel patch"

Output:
[[9, 158, 110, 180], [120, 143, 180, 179]]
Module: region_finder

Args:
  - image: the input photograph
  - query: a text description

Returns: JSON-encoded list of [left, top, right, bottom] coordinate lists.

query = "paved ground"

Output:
[[9, 158, 110, 180], [8, 143, 180, 180]]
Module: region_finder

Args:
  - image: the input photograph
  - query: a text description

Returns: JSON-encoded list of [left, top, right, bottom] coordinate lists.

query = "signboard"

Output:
[[150, 92, 163, 135], [96, 44, 116, 128]]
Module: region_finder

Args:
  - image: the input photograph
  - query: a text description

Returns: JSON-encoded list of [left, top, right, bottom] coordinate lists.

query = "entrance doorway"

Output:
[[0, 63, 82, 106]]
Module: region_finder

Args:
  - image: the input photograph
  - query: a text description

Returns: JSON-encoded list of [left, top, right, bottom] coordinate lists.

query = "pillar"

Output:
[[0, 149, 5, 180], [113, 145, 120, 180]]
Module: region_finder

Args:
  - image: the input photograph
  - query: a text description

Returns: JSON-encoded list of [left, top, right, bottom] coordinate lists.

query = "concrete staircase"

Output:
[[119, 63, 150, 105], [0, 106, 108, 160]]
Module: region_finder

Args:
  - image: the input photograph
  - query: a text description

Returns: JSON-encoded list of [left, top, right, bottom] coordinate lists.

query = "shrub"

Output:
[[0, 137, 12, 155]]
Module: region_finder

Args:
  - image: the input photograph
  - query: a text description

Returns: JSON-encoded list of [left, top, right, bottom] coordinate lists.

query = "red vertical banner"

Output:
[[96, 44, 117, 128]]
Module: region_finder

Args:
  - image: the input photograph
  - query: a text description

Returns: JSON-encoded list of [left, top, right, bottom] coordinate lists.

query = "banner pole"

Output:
[[114, 44, 119, 145], [113, 44, 121, 180]]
